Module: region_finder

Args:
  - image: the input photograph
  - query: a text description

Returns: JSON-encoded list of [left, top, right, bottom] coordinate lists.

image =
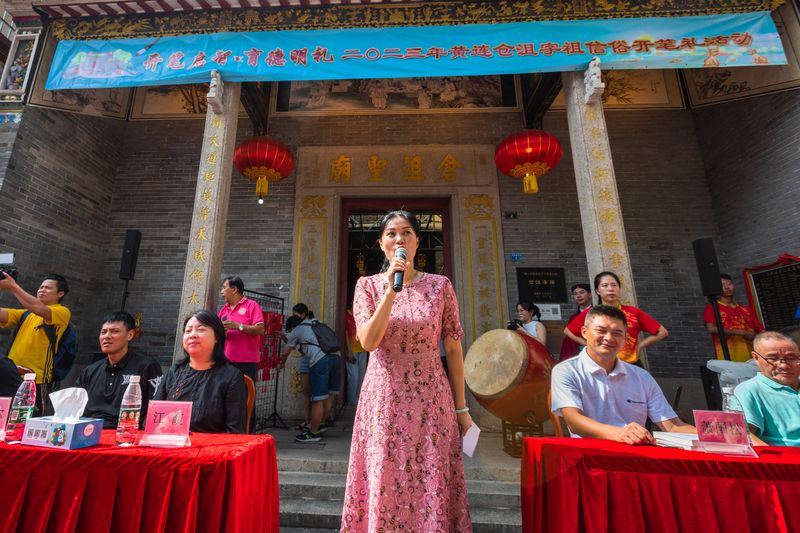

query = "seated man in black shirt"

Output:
[[75, 312, 163, 428]]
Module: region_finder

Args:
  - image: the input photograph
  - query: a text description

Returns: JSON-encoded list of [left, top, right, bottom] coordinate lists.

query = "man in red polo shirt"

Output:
[[219, 276, 265, 430], [703, 273, 763, 362]]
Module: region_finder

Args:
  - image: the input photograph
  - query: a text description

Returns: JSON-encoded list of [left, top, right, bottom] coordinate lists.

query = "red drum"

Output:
[[464, 329, 556, 425]]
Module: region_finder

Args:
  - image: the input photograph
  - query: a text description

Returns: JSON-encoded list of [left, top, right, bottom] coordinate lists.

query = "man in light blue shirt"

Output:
[[730, 331, 800, 447], [551, 305, 695, 445]]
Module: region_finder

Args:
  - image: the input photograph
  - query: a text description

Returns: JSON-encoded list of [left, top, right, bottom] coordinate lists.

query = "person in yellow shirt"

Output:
[[0, 273, 71, 413]]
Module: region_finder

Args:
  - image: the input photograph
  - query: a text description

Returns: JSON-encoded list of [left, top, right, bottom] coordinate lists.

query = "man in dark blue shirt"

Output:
[[75, 312, 162, 428]]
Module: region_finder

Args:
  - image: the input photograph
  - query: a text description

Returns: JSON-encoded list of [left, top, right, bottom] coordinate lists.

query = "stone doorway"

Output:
[[337, 197, 453, 407]]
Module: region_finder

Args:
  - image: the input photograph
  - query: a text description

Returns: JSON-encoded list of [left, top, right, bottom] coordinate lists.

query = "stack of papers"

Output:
[[653, 432, 699, 450]]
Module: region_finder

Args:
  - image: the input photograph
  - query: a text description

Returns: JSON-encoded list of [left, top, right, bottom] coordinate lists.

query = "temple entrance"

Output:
[[340, 197, 452, 306], [337, 197, 453, 406]]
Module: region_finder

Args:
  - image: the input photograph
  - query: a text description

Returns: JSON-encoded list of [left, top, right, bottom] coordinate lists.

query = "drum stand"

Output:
[[501, 419, 547, 458]]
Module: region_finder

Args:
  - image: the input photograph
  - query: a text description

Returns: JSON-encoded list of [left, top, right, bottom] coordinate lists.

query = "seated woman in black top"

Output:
[[154, 309, 247, 433]]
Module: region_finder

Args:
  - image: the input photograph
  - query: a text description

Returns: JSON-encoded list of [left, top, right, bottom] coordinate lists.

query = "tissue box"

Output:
[[21, 417, 104, 450]]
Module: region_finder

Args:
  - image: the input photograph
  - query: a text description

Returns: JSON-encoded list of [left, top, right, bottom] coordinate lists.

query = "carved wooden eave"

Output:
[[50, 0, 786, 41]]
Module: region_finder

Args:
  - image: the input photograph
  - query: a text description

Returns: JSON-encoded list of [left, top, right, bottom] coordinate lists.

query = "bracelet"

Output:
[[455, 407, 470, 414]]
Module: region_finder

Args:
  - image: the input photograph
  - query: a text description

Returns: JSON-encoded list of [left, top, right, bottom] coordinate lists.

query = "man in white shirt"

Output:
[[551, 305, 695, 445]]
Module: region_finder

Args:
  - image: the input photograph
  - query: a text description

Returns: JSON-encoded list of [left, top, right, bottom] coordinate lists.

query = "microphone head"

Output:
[[395, 247, 408, 260]]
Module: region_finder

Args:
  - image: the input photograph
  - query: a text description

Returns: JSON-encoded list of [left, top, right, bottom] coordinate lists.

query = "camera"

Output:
[[0, 252, 18, 280], [506, 319, 524, 330]]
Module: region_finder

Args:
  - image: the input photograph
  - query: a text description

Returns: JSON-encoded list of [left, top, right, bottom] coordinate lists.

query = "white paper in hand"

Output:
[[462, 424, 481, 457]]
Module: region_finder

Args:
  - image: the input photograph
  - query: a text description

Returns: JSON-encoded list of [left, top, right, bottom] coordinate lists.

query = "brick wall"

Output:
[[499, 110, 719, 378], [223, 123, 292, 308], [6, 91, 795, 382], [693, 89, 800, 275], [87, 117, 299, 367], [84, 119, 207, 365], [608, 110, 720, 377], [0, 121, 21, 190], [0, 107, 124, 366]]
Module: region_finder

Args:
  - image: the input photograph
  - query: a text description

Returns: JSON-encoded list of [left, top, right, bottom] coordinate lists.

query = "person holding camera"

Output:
[[0, 272, 71, 413], [509, 301, 547, 345]]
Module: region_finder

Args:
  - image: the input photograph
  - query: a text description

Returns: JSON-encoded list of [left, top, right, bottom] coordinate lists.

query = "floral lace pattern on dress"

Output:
[[341, 273, 471, 533]]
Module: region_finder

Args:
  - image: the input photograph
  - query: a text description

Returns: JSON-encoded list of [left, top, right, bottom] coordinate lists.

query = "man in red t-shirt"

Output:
[[703, 273, 763, 362], [559, 283, 592, 361]]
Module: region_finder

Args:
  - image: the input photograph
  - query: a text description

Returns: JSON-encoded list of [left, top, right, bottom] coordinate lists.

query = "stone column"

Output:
[[562, 68, 649, 369], [173, 72, 241, 361]]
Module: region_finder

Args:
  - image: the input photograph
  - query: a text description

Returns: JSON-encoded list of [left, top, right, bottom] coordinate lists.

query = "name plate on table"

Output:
[[0, 397, 10, 440], [692, 410, 756, 457], [139, 400, 192, 448]]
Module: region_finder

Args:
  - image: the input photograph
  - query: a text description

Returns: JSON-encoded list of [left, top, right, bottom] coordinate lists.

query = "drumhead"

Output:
[[464, 329, 527, 399]]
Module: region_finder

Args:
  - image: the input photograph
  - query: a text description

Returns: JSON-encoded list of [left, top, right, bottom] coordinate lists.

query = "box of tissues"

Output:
[[21, 388, 103, 450]]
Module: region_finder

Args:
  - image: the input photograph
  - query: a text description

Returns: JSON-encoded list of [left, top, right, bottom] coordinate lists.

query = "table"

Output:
[[522, 437, 800, 533], [0, 430, 279, 533]]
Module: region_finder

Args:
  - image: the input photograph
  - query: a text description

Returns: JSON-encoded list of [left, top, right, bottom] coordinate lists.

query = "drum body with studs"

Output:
[[464, 329, 556, 425]]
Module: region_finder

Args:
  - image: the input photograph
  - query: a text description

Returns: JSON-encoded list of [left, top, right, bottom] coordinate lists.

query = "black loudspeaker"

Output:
[[119, 230, 142, 281], [692, 238, 723, 296]]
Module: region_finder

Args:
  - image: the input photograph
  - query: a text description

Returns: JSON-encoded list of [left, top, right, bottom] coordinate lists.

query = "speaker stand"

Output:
[[120, 279, 131, 312], [708, 295, 732, 361]]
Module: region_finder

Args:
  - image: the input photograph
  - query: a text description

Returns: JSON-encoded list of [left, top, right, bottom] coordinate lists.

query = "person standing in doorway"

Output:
[[563, 271, 668, 367], [345, 305, 368, 406], [341, 209, 472, 532]]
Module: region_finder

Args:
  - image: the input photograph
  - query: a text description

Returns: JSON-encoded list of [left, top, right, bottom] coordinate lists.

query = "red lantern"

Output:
[[495, 130, 563, 194], [233, 137, 295, 204]]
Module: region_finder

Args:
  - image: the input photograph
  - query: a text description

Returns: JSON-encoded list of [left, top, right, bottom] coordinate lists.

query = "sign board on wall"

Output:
[[537, 304, 562, 321], [516, 267, 567, 304], [743, 254, 800, 330]]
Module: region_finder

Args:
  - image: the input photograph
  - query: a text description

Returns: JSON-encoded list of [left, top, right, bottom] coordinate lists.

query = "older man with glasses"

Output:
[[730, 331, 800, 446]]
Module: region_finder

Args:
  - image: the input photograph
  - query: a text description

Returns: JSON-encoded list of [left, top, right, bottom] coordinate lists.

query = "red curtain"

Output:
[[0, 431, 279, 533]]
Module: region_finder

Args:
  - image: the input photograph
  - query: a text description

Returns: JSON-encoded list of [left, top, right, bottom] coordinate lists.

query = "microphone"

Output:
[[392, 247, 408, 293]]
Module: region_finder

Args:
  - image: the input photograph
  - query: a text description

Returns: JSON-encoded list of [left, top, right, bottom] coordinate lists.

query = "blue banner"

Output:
[[46, 12, 786, 90]]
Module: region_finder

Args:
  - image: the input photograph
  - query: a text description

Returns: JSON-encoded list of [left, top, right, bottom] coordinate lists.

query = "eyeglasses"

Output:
[[753, 350, 800, 366]]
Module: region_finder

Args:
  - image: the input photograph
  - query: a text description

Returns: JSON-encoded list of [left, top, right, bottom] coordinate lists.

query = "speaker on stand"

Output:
[[692, 238, 731, 361], [119, 230, 141, 312]]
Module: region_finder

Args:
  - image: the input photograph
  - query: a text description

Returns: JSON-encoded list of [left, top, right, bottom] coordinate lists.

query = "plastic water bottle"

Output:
[[5, 373, 36, 443], [116, 375, 142, 447], [721, 386, 735, 412]]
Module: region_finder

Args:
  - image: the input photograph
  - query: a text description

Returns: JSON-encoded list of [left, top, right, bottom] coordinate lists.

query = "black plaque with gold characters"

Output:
[[516, 267, 566, 304], [744, 256, 800, 330]]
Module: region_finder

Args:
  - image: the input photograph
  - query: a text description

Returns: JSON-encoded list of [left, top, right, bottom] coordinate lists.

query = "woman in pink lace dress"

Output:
[[341, 210, 473, 532]]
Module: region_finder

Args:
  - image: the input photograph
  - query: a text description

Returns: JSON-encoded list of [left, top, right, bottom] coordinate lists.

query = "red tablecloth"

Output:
[[522, 437, 800, 533], [0, 430, 279, 533]]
